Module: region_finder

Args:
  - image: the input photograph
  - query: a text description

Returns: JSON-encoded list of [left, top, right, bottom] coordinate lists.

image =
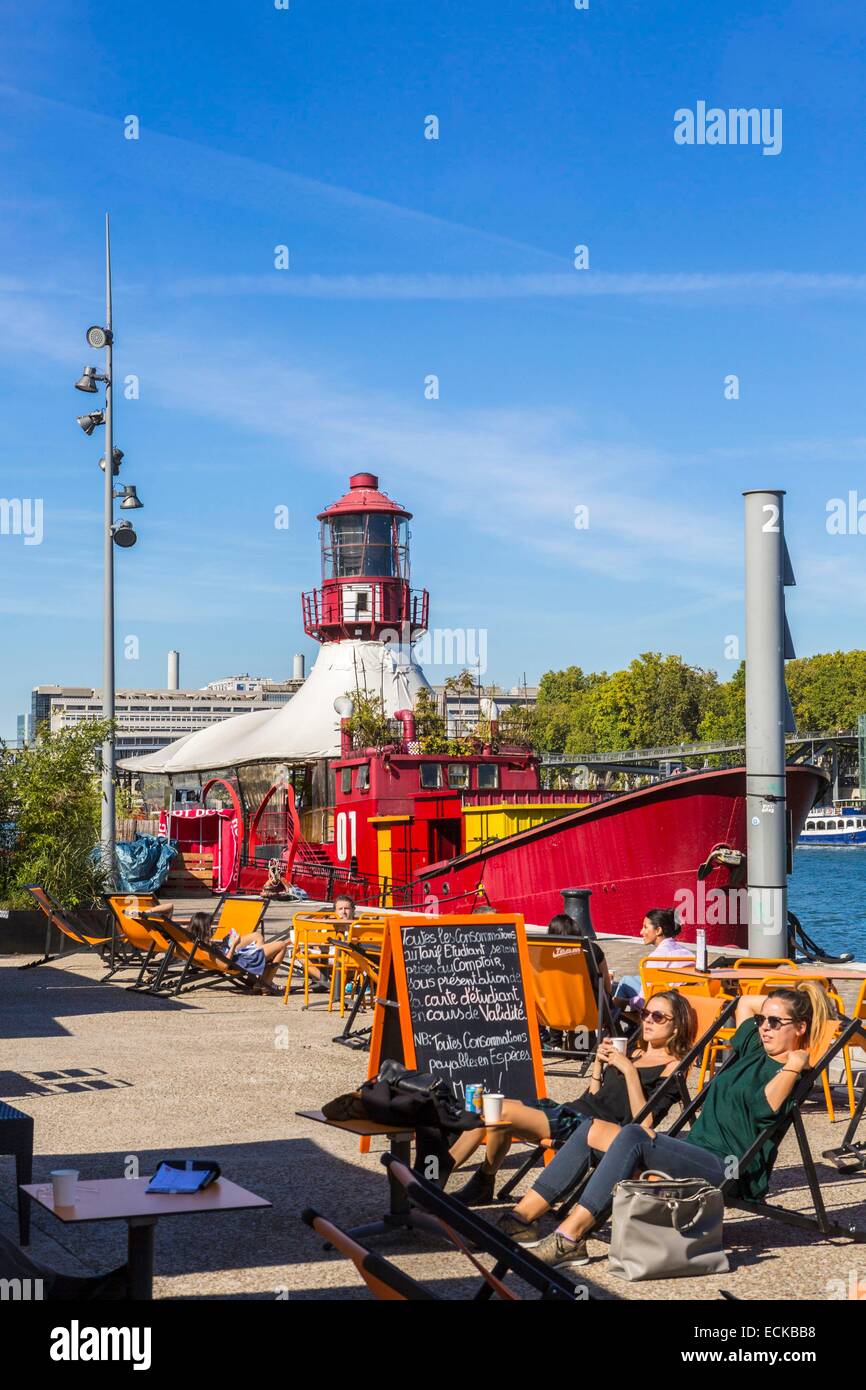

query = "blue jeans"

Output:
[[532, 1122, 727, 1217]]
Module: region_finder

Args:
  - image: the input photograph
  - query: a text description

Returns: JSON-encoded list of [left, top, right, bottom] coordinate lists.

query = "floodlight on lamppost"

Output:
[[86, 324, 113, 350], [99, 447, 124, 474], [117, 484, 143, 510], [75, 366, 107, 394], [77, 410, 105, 435], [112, 520, 137, 548]]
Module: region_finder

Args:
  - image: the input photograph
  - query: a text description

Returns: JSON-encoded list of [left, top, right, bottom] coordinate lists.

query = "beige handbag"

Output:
[[608, 1169, 729, 1281]]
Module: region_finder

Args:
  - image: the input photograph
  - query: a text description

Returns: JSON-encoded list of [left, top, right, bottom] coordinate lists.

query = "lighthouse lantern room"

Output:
[[302, 472, 429, 643]]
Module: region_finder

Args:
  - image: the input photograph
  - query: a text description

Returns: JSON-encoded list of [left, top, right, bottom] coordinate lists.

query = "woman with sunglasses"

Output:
[[509, 979, 833, 1270], [449, 990, 695, 1207]]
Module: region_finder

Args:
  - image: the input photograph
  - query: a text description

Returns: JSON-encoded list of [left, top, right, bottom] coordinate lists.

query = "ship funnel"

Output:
[[743, 489, 793, 958], [394, 708, 416, 745]]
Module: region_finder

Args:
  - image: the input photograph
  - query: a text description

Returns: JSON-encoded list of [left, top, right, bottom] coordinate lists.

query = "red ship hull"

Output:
[[410, 765, 827, 947]]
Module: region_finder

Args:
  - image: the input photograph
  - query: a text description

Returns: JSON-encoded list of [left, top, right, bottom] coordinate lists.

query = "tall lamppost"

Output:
[[74, 214, 143, 879]]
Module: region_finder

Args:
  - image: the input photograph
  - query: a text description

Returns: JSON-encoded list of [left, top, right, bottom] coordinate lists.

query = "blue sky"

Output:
[[1, 0, 865, 738]]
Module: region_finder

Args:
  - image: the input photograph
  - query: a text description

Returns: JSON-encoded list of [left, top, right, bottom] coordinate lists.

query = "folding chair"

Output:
[[556, 1009, 866, 1244], [665, 1011, 866, 1243], [24, 885, 112, 969], [638, 955, 710, 999], [0, 1229, 128, 1300], [824, 993, 866, 1170], [498, 996, 737, 1204], [329, 941, 383, 1048], [527, 937, 600, 1069], [104, 895, 180, 995], [840, 978, 866, 1120], [302, 1209, 441, 1299], [733, 956, 797, 994], [208, 894, 269, 941], [144, 918, 264, 996], [381, 1155, 600, 1301], [285, 916, 344, 1007], [334, 922, 385, 1016]]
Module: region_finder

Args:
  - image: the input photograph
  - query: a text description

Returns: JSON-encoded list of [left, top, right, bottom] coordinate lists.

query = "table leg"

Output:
[[343, 1134, 445, 1242], [15, 1144, 32, 1246], [127, 1217, 157, 1299]]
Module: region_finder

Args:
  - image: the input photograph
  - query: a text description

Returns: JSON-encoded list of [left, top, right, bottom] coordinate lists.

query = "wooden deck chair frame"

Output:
[[23, 884, 113, 970], [104, 894, 180, 990], [496, 995, 739, 1203], [143, 918, 263, 996], [301, 1209, 441, 1300], [557, 1009, 866, 1244], [381, 1154, 597, 1301]]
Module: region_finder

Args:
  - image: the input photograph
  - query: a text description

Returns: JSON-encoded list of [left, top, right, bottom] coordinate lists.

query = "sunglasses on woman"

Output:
[[758, 1014, 795, 1030], [640, 1008, 673, 1023]]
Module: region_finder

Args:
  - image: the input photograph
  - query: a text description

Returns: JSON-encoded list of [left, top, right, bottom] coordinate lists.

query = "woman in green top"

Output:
[[499, 980, 834, 1270]]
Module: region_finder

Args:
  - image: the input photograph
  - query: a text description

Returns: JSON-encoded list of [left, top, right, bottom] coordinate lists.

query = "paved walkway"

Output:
[[1, 903, 864, 1300]]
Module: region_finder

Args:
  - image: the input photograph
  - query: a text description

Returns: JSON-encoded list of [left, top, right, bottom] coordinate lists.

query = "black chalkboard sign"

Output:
[[368, 913, 545, 1107]]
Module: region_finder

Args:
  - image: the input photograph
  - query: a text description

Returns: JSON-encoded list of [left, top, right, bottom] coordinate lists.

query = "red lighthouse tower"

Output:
[[301, 472, 429, 643]]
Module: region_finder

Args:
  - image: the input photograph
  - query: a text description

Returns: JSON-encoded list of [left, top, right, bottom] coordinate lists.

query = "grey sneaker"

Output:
[[495, 1210, 540, 1246], [532, 1230, 590, 1268], [454, 1167, 496, 1207]]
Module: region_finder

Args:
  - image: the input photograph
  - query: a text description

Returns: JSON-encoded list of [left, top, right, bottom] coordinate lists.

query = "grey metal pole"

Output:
[[743, 489, 790, 956], [101, 213, 116, 880]]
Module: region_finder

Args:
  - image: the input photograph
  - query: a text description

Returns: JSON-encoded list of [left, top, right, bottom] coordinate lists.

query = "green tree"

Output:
[[3, 721, 112, 908], [698, 662, 746, 743], [344, 693, 394, 750], [785, 650, 866, 730], [413, 687, 450, 752]]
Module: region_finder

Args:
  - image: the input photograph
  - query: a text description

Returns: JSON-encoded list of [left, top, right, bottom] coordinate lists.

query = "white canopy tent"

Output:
[[118, 640, 431, 776]]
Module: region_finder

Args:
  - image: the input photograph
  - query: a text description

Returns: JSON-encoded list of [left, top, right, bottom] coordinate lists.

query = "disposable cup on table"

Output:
[[51, 1170, 78, 1206], [482, 1092, 504, 1124]]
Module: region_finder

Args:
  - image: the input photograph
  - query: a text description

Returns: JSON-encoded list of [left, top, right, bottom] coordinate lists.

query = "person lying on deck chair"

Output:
[[496, 979, 835, 1272], [449, 990, 696, 1206], [187, 912, 289, 995]]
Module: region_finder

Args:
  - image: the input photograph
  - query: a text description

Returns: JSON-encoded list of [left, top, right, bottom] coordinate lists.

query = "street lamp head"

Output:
[[77, 410, 104, 435], [75, 366, 100, 394], [118, 484, 143, 510], [112, 521, 137, 548], [334, 695, 355, 718], [98, 446, 124, 475], [86, 325, 113, 350]]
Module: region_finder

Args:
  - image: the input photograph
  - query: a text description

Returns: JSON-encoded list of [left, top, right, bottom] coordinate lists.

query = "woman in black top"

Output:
[[450, 990, 696, 1206]]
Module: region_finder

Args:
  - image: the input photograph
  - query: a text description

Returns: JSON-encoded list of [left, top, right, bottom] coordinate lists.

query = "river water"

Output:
[[789, 848, 866, 960]]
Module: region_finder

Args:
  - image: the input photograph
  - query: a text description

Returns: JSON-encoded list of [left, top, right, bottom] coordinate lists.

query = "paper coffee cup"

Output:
[[482, 1092, 504, 1124], [51, 1170, 78, 1206], [610, 1036, 628, 1054]]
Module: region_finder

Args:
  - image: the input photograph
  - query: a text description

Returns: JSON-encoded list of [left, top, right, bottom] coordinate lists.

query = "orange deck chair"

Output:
[[145, 918, 265, 996], [527, 937, 598, 1065], [105, 894, 177, 989], [25, 884, 112, 968]]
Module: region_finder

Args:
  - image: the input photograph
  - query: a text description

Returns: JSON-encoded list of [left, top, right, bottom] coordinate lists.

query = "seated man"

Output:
[[334, 893, 357, 923]]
